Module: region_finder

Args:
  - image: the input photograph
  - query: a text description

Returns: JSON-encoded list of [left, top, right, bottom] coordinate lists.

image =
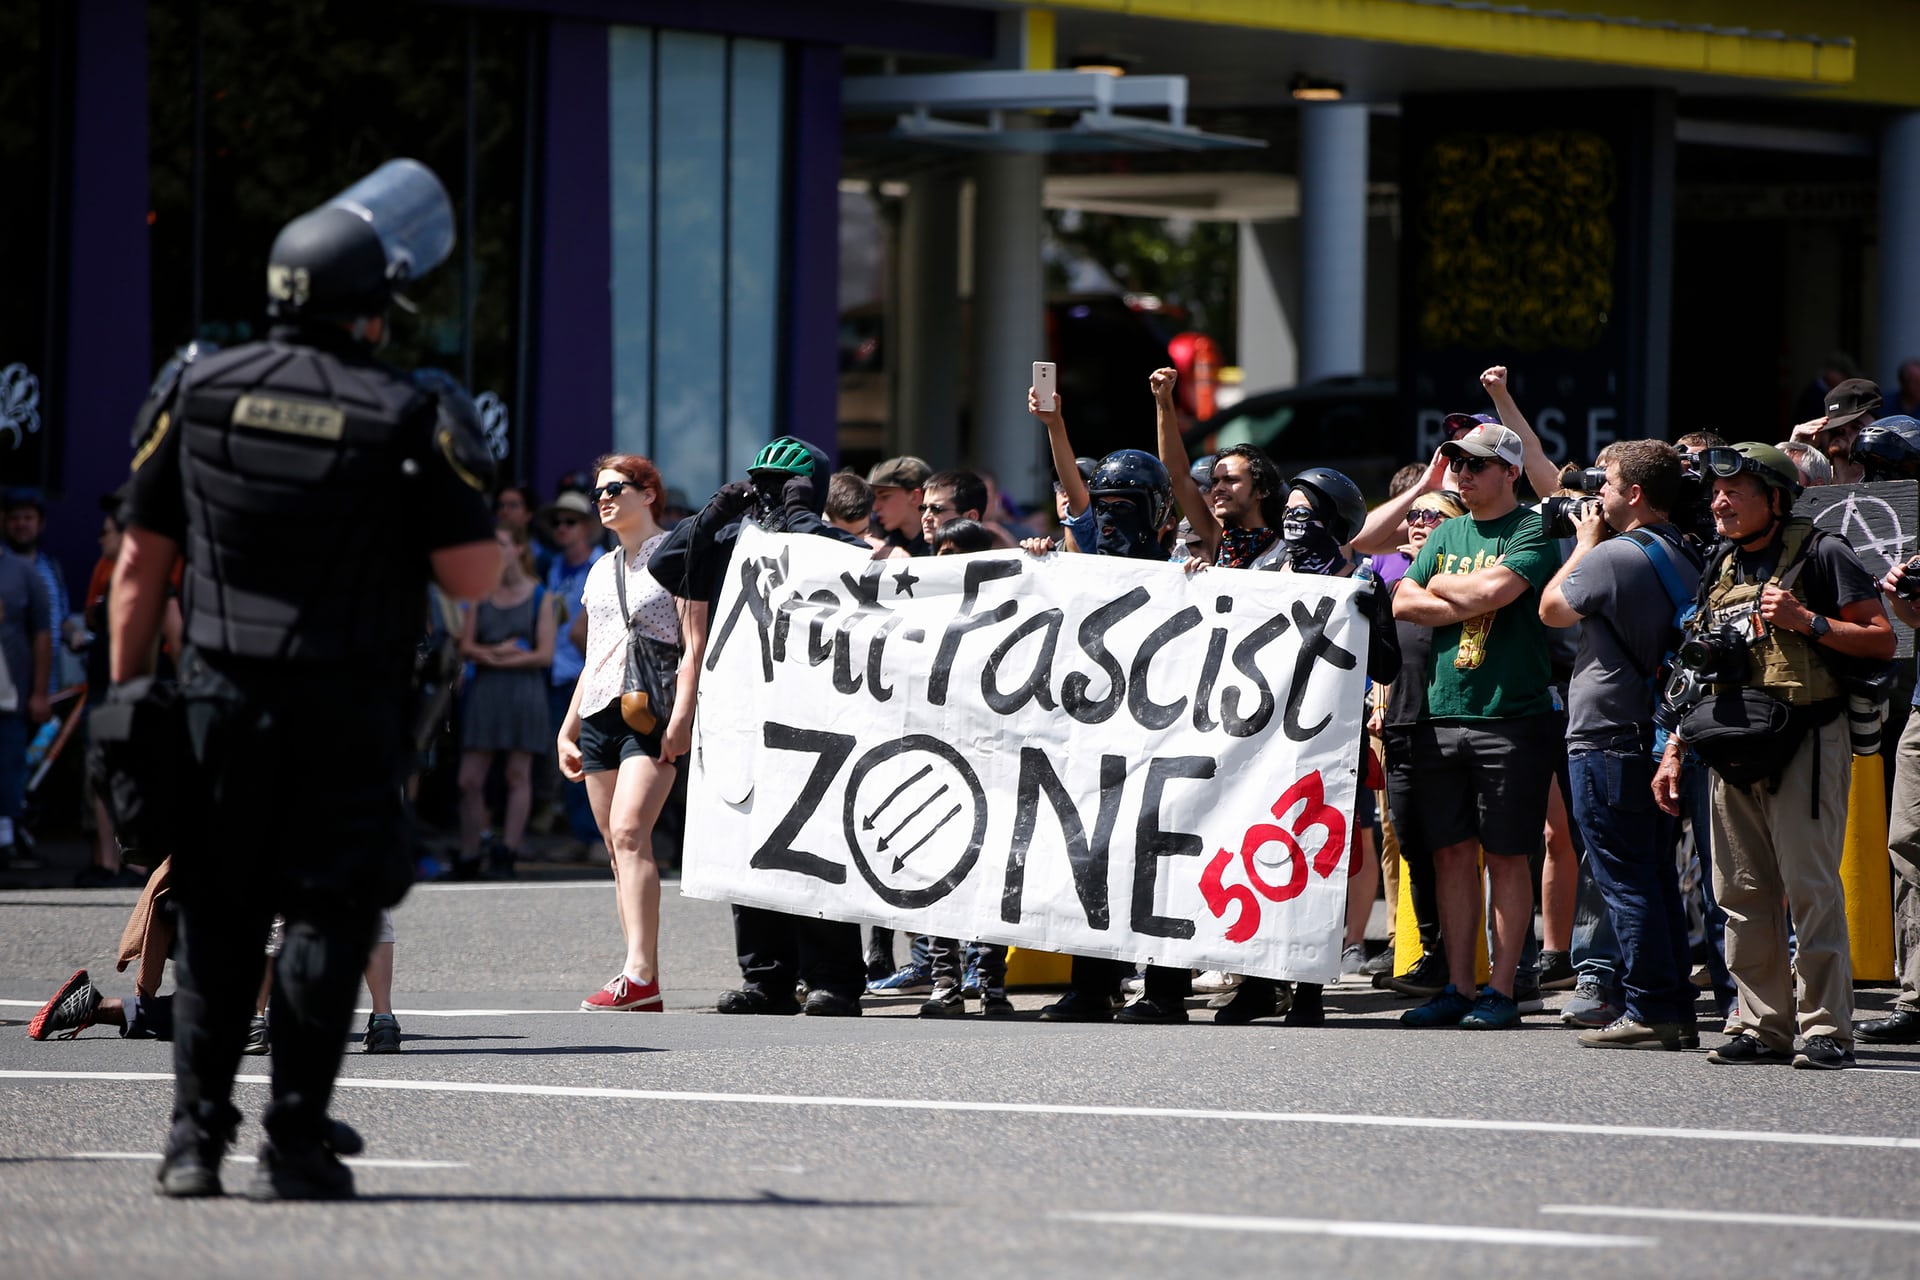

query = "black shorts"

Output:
[[577, 702, 658, 774], [1406, 714, 1560, 858]]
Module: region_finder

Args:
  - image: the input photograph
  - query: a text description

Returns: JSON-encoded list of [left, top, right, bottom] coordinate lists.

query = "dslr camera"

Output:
[[1539, 466, 1609, 539], [1675, 621, 1753, 684]]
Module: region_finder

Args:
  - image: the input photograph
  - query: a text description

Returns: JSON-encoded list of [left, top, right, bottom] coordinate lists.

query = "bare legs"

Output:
[[585, 755, 676, 983], [1344, 828, 1379, 950], [1541, 775, 1577, 954], [457, 749, 492, 864]]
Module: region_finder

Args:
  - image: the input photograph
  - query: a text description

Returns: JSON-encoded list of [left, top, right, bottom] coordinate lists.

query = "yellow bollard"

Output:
[[1390, 850, 1490, 985], [1841, 753, 1896, 982]]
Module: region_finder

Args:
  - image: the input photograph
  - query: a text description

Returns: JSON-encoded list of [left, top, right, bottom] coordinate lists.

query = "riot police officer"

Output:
[[109, 160, 497, 1200]]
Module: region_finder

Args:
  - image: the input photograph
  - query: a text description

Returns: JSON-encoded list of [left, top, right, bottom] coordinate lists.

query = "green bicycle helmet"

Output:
[[750, 436, 816, 477]]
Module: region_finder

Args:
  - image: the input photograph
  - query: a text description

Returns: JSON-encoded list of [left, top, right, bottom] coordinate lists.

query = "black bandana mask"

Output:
[[1282, 504, 1344, 577], [1094, 498, 1161, 560]]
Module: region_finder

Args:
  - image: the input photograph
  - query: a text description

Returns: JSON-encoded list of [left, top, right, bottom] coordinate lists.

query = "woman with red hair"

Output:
[[557, 454, 703, 1011]]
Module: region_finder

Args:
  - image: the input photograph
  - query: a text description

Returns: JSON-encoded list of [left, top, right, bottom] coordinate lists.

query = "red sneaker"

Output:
[[580, 974, 663, 1012]]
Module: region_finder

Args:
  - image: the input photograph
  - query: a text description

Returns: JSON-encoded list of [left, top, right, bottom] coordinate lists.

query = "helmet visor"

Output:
[[327, 159, 455, 290]]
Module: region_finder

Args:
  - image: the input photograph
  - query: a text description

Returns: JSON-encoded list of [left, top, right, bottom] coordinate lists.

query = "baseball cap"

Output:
[[536, 490, 599, 529], [1440, 424, 1525, 467], [1442, 411, 1498, 438], [867, 456, 931, 490], [1822, 378, 1882, 429]]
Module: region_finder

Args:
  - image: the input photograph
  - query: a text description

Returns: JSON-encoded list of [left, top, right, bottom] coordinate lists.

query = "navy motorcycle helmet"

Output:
[[1854, 415, 1920, 482], [1087, 449, 1174, 530], [1286, 466, 1368, 545]]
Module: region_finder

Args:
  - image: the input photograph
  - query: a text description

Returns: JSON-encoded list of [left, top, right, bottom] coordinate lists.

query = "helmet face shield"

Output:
[[327, 159, 455, 295]]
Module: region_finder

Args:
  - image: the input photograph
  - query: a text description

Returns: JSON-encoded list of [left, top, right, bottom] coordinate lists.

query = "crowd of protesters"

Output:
[[31, 352, 1920, 1074]]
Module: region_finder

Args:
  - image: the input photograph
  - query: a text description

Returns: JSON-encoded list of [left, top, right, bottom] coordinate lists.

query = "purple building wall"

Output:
[[51, 0, 151, 594]]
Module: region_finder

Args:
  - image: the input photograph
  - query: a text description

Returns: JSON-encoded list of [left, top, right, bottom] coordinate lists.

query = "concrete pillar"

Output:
[[970, 150, 1049, 507], [1879, 112, 1920, 391], [1297, 103, 1369, 383], [896, 172, 962, 463], [1236, 219, 1299, 393]]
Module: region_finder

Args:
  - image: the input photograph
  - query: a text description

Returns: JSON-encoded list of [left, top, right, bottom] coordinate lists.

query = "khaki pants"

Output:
[[1888, 712, 1920, 1011], [1709, 716, 1854, 1050]]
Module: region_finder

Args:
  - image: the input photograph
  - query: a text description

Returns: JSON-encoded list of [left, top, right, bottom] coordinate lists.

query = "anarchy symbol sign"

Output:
[[1796, 479, 1918, 658]]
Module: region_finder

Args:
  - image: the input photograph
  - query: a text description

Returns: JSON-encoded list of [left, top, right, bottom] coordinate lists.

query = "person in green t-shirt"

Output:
[[1390, 423, 1563, 1031]]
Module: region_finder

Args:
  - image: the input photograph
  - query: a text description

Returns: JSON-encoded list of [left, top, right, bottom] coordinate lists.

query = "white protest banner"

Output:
[[682, 524, 1372, 983]]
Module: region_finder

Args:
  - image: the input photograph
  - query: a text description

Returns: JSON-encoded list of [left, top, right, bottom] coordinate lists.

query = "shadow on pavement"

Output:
[[385, 1044, 663, 1056], [357, 1190, 916, 1209]]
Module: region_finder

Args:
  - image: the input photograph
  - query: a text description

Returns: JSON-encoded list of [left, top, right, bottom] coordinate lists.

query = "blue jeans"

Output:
[[1683, 757, 1737, 1015], [1568, 744, 1697, 1028], [1571, 850, 1621, 990]]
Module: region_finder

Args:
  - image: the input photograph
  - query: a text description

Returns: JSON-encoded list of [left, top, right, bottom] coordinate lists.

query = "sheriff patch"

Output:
[[231, 394, 346, 441]]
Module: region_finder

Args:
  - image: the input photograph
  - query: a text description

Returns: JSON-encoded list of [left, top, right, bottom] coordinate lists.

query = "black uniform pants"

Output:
[[167, 652, 408, 1150], [1071, 957, 1192, 1005], [732, 905, 864, 1001]]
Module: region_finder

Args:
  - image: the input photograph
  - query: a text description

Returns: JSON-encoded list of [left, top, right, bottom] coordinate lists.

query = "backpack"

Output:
[[1611, 526, 1701, 689]]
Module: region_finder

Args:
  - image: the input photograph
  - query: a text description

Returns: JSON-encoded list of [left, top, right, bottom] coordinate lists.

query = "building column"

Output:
[[895, 172, 961, 464], [970, 151, 1048, 507], [1297, 103, 1368, 383], [55, 0, 150, 582], [782, 42, 843, 462], [531, 19, 611, 500], [1879, 112, 1920, 390], [1236, 218, 1299, 393]]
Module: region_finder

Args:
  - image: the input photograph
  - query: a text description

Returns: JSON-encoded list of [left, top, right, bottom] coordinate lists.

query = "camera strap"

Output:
[[1608, 528, 1701, 682]]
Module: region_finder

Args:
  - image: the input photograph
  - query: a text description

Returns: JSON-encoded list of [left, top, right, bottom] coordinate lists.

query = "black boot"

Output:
[[1284, 981, 1325, 1027]]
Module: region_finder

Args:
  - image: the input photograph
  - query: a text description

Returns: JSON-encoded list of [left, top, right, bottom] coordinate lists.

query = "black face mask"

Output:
[[1094, 498, 1162, 560], [1282, 504, 1344, 577]]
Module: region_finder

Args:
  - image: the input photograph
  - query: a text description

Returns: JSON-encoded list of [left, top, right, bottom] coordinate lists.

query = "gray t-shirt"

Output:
[[0, 550, 50, 706], [1560, 524, 1699, 744]]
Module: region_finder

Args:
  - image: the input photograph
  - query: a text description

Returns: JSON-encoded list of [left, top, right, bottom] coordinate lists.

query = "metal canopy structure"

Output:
[[841, 69, 1265, 153]]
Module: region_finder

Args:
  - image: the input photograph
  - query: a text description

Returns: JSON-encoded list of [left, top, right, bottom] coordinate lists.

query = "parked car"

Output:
[[1185, 376, 1403, 500]]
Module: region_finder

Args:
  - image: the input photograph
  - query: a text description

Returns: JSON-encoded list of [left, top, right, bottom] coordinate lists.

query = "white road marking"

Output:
[[411, 881, 619, 893], [1053, 1210, 1651, 1249], [67, 1152, 468, 1169], [1542, 1205, 1920, 1234], [0, 998, 46, 1007], [5, 1070, 1920, 1151]]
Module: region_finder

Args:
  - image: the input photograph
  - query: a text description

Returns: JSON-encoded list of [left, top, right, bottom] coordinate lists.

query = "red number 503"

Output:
[[1199, 770, 1347, 943]]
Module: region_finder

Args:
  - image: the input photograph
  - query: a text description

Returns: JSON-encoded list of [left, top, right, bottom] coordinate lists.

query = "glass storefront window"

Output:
[[609, 27, 786, 504]]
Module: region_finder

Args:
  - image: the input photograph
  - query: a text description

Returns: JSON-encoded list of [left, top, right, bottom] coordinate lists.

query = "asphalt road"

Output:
[[4, 876, 1920, 1279]]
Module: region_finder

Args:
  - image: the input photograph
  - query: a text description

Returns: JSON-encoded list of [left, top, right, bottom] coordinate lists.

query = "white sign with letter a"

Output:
[[682, 525, 1372, 983]]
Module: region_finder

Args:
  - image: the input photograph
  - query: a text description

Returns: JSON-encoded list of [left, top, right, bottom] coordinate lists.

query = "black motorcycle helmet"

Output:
[[1286, 466, 1368, 545], [1854, 415, 1920, 481], [1087, 449, 1173, 529], [265, 206, 394, 323]]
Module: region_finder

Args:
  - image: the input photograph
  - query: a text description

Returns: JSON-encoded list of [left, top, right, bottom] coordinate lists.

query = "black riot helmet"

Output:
[[267, 159, 455, 323], [1087, 449, 1173, 529], [1854, 415, 1920, 481], [1286, 466, 1368, 545]]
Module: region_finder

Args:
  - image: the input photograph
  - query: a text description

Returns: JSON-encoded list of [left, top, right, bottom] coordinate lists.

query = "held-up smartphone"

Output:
[[1032, 361, 1057, 413]]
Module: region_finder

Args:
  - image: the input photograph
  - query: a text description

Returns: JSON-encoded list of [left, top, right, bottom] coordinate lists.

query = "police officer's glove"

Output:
[[89, 678, 185, 860]]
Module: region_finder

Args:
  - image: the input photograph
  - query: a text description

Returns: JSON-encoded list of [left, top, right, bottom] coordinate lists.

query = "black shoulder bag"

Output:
[[612, 551, 682, 737]]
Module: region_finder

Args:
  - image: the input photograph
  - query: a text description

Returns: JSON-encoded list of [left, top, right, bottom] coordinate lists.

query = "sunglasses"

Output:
[[1406, 508, 1448, 526], [918, 501, 957, 516], [590, 480, 635, 502], [553, 516, 585, 529], [1446, 455, 1501, 475]]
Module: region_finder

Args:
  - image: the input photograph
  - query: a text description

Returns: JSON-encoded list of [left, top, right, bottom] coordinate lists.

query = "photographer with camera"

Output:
[[1652, 443, 1894, 1070], [1539, 441, 1704, 1050]]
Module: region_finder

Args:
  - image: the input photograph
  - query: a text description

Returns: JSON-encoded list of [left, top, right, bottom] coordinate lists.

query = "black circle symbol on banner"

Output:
[[842, 735, 988, 909]]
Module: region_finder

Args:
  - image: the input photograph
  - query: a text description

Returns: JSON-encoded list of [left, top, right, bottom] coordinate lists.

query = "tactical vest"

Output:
[[1702, 518, 1842, 707], [170, 336, 435, 679]]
